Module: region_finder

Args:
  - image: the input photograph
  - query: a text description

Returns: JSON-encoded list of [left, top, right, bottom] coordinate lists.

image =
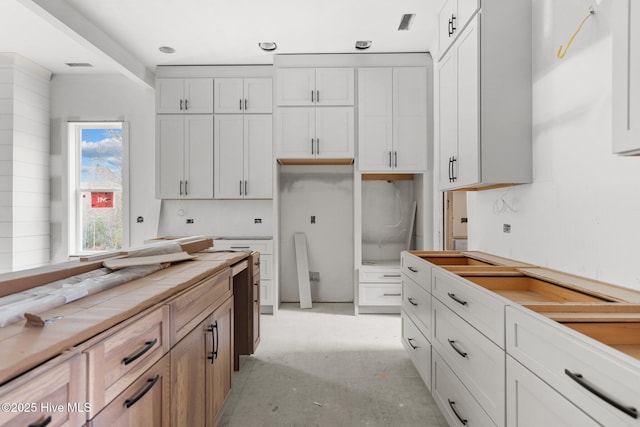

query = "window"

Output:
[[68, 122, 129, 255]]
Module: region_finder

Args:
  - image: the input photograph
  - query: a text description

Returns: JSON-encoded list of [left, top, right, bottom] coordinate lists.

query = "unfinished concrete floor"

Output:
[[220, 303, 448, 427]]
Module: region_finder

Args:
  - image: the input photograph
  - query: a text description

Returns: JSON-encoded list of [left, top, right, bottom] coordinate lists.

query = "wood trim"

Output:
[[361, 173, 415, 181], [277, 158, 354, 165]]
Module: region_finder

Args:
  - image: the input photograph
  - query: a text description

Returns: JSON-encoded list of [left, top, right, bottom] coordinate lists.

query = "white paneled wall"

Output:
[[0, 54, 51, 273]]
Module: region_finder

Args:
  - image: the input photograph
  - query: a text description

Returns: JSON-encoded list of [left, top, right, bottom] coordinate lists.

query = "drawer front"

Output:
[[86, 306, 170, 417], [432, 298, 505, 426], [359, 268, 402, 283], [359, 283, 402, 306], [213, 239, 273, 254], [91, 354, 170, 427], [402, 312, 432, 390], [251, 252, 260, 279], [402, 276, 432, 338], [506, 355, 600, 427], [260, 279, 273, 305], [260, 253, 273, 280], [506, 306, 640, 427], [432, 349, 497, 427], [0, 353, 86, 427], [432, 267, 505, 347], [401, 251, 430, 292], [169, 269, 232, 345]]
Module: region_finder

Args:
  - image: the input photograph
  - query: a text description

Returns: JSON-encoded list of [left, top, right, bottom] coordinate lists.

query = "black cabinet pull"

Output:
[[230, 246, 250, 249], [451, 156, 457, 181], [180, 180, 183, 196], [244, 98, 248, 110], [185, 99, 189, 110], [383, 293, 401, 297], [448, 399, 468, 425], [451, 14, 457, 32], [207, 324, 215, 364], [28, 416, 52, 427], [407, 266, 418, 273], [239, 99, 243, 110], [448, 339, 468, 358], [448, 18, 453, 37], [125, 374, 160, 409], [394, 151, 398, 168], [389, 151, 392, 168], [564, 369, 638, 418], [180, 99, 183, 110], [316, 90, 320, 103], [407, 297, 418, 306], [311, 90, 314, 102], [214, 320, 219, 359], [407, 338, 418, 350], [316, 138, 320, 155], [122, 338, 158, 365], [244, 180, 248, 196], [448, 292, 468, 306], [448, 157, 452, 182], [185, 180, 188, 195], [311, 138, 315, 155]]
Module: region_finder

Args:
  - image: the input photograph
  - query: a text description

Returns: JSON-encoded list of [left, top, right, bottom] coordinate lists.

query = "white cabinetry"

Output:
[[156, 115, 213, 199], [358, 67, 427, 172], [357, 265, 402, 312], [276, 68, 354, 106], [156, 78, 213, 114], [613, 0, 640, 155], [438, 1, 532, 190], [214, 78, 272, 114], [437, 0, 479, 59], [214, 114, 272, 199]]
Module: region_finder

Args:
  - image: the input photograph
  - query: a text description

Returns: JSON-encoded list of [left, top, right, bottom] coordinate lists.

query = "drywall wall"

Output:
[[49, 74, 159, 262], [279, 165, 354, 302], [467, 0, 640, 290]]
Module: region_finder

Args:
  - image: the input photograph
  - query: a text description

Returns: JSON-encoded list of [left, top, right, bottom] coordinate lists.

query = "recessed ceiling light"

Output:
[[258, 42, 277, 52], [355, 40, 372, 50], [398, 14, 416, 31], [65, 63, 93, 67], [159, 46, 175, 54]]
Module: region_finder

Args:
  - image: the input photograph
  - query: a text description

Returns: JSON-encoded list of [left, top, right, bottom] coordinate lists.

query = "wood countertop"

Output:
[[0, 250, 248, 386]]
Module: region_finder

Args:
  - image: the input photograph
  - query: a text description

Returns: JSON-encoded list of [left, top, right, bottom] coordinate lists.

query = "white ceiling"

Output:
[[0, 0, 443, 86]]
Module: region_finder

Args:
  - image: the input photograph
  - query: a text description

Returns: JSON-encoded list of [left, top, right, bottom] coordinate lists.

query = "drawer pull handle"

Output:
[[564, 369, 638, 418], [383, 293, 401, 297], [207, 322, 219, 364], [448, 339, 468, 358], [383, 274, 401, 278], [407, 297, 418, 306], [231, 246, 251, 249], [407, 338, 419, 350], [407, 266, 418, 273], [122, 338, 158, 365], [28, 416, 52, 427], [448, 399, 468, 425], [448, 292, 468, 306], [125, 374, 160, 408]]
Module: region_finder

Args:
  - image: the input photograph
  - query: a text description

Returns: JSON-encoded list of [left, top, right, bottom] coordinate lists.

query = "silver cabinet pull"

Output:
[[383, 274, 401, 278], [383, 293, 401, 297]]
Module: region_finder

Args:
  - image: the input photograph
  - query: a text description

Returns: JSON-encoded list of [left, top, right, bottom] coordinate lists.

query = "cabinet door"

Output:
[[438, 0, 457, 59], [244, 78, 273, 113], [455, 16, 481, 187], [457, 0, 479, 34], [184, 78, 214, 113], [358, 67, 393, 171], [393, 67, 428, 171], [214, 78, 244, 114], [245, 115, 273, 198], [156, 115, 185, 198], [315, 107, 354, 158], [438, 50, 458, 189], [184, 115, 214, 199], [276, 68, 315, 106], [276, 107, 315, 158], [207, 297, 234, 422], [214, 115, 245, 199], [315, 68, 354, 106], [613, 0, 640, 154], [156, 79, 184, 113]]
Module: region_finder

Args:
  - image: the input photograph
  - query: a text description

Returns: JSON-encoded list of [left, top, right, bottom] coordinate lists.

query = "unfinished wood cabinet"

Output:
[[233, 253, 261, 370]]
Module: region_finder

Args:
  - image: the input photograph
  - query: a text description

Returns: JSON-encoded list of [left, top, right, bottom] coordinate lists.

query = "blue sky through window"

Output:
[[81, 128, 122, 183]]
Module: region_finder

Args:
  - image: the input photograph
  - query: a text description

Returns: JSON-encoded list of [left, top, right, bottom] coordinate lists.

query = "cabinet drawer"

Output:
[[0, 353, 86, 427], [402, 312, 431, 389], [506, 306, 640, 426], [401, 252, 430, 291], [432, 267, 506, 347], [86, 306, 169, 418], [359, 267, 401, 283], [506, 355, 600, 427], [260, 253, 273, 280], [260, 279, 273, 305], [359, 283, 402, 306], [432, 349, 497, 427], [432, 298, 505, 426], [91, 354, 170, 427], [169, 269, 232, 345], [402, 275, 432, 338]]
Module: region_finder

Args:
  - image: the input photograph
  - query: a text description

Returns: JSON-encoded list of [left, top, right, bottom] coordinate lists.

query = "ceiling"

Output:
[[0, 0, 443, 86]]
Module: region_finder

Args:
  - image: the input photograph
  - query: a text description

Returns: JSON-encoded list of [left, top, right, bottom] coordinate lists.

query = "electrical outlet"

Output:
[[311, 216, 316, 224], [136, 216, 144, 223], [309, 271, 320, 281], [186, 218, 194, 224], [503, 224, 511, 233], [254, 218, 262, 224]]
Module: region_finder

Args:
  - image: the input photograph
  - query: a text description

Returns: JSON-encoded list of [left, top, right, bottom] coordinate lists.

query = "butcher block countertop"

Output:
[[0, 248, 248, 386]]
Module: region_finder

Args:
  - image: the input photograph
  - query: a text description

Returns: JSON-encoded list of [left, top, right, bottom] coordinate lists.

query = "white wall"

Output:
[[468, 0, 640, 290], [49, 74, 159, 262]]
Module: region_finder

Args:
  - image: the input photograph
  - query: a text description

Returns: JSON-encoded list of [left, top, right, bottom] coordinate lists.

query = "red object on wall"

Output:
[[91, 192, 113, 208]]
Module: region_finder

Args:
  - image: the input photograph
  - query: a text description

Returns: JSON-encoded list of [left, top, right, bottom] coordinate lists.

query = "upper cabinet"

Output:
[[438, 0, 480, 60], [156, 78, 214, 114], [612, 0, 640, 155], [276, 67, 354, 106], [214, 78, 272, 114], [358, 67, 428, 172], [438, 1, 532, 191]]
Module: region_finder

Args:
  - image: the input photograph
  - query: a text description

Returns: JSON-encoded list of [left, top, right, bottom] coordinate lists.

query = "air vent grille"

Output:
[[398, 14, 415, 31]]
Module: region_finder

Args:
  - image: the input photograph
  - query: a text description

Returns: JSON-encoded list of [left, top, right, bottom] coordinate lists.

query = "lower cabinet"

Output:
[[401, 312, 432, 389]]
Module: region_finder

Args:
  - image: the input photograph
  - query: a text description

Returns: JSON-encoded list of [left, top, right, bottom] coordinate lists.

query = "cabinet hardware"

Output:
[[185, 99, 189, 110], [125, 374, 160, 408], [407, 266, 418, 273], [180, 180, 183, 196], [383, 293, 401, 297], [180, 99, 183, 110], [214, 321, 219, 359], [122, 338, 158, 365], [239, 180, 243, 196], [394, 151, 398, 168], [448, 157, 453, 182], [311, 138, 315, 155], [389, 151, 392, 168], [408, 297, 418, 306], [185, 180, 188, 195], [239, 99, 243, 110], [207, 324, 216, 363], [407, 338, 419, 350], [244, 98, 248, 110], [448, 399, 468, 425], [451, 14, 457, 33], [28, 416, 52, 427], [448, 292, 468, 306], [451, 156, 457, 181], [316, 90, 320, 103], [244, 180, 248, 196], [383, 274, 401, 278], [316, 138, 320, 155], [448, 18, 453, 36], [311, 90, 314, 103], [231, 246, 251, 249], [448, 339, 468, 358], [564, 369, 638, 418]]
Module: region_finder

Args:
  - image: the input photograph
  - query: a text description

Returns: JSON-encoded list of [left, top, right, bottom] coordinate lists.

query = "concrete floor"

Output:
[[220, 303, 448, 427]]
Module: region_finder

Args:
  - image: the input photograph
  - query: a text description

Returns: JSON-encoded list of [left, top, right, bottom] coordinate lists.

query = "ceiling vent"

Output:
[[398, 14, 416, 31], [65, 62, 93, 67]]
